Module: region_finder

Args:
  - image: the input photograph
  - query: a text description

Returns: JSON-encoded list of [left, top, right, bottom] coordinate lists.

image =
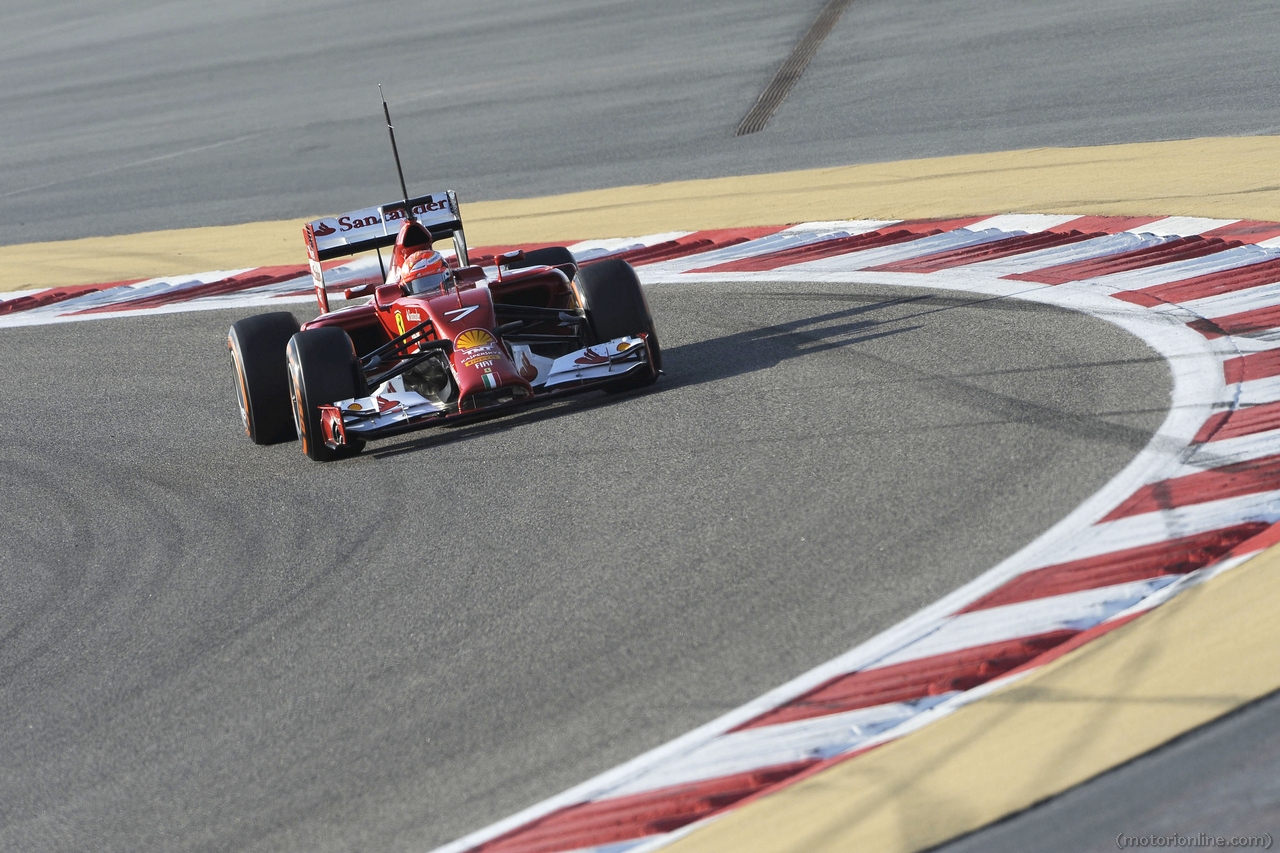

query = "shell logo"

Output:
[[455, 329, 496, 350]]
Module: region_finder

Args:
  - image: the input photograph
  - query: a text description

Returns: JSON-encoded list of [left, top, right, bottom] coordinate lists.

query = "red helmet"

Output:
[[402, 250, 452, 295]]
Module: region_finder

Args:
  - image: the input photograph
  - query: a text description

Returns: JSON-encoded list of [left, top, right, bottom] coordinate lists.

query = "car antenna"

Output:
[[380, 84, 412, 215]]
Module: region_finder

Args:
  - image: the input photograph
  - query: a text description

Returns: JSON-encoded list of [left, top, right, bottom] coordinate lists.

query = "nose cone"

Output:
[[451, 329, 532, 411]]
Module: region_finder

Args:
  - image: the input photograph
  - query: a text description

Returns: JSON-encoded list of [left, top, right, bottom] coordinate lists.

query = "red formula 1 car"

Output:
[[227, 191, 660, 461]]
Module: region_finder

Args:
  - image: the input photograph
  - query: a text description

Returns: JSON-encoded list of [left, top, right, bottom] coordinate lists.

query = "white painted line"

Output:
[[639, 229, 855, 274], [779, 228, 1011, 272], [1217, 336, 1280, 354], [952, 232, 1163, 276], [866, 578, 1177, 669], [965, 214, 1081, 233], [1035, 490, 1280, 567], [1130, 216, 1240, 236], [595, 694, 954, 800], [1238, 374, 1280, 406], [1080, 245, 1278, 292], [1174, 428, 1280, 475], [778, 219, 900, 234], [1180, 276, 1280, 318], [568, 232, 692, 258], [1235, 327, 1280, 344]]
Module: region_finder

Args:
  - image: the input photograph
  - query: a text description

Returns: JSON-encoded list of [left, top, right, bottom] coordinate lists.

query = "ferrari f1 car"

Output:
[[227, 191, 660, 461]]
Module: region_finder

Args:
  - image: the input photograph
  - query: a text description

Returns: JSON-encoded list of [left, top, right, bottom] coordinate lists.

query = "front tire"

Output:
[[286, 327, 366, 462], [227, 311, 300, 444], [576, 257, 661, 389]]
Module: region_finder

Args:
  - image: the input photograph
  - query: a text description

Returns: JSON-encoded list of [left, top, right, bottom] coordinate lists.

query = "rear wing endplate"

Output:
[[302, 190, 470, 313]]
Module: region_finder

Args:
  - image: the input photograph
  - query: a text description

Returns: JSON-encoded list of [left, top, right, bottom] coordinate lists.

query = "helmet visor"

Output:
[[406, 269, 449, 295]]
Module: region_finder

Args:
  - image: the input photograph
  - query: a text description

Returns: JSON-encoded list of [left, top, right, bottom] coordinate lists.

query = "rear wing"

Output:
[[302, 190, 470, 313]]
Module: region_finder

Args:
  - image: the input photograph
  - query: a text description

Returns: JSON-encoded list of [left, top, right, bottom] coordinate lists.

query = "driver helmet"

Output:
[[401, 250, 452, 295]]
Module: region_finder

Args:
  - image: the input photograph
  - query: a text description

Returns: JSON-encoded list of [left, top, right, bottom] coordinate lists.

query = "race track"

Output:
[[4, 1, 1280, 851], [1, 284, 1167, 851]]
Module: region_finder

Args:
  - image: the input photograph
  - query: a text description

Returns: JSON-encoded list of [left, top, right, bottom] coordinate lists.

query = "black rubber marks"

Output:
[[736, 0, 853, 136]]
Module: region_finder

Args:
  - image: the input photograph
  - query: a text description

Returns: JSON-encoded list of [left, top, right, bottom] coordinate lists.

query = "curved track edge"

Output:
[[670, 529, 1280, 853]]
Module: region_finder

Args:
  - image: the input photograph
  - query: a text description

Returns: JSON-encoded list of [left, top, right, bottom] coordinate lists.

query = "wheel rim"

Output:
[[288, 361, 309, 455], [230, 346, 253, 436]]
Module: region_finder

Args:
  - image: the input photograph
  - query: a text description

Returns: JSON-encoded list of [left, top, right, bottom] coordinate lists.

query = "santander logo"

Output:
[[313, 196, 452, 239], [337, 214, 381, 231], [384, 197, 449, 222]]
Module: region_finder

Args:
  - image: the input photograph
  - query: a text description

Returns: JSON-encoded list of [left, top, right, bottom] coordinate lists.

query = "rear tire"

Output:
[[227, 311, 300, 444], [576, 257, 661, 389], [510, 246, 577, 276], [509, 245, 576, 268], [286, 327, 366, 462]]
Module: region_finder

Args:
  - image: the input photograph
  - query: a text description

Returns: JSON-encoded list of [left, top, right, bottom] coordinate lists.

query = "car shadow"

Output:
[[657, 292, 930, 391], [367, 294, 928, 460]]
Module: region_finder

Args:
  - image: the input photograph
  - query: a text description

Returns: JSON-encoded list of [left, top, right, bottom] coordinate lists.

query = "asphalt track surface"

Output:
[[1, 284, 1168, 852], [4, 0, 1280, 245], [5, 1, 1280, 850]]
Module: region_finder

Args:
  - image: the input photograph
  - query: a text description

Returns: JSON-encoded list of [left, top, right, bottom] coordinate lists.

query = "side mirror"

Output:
[[374, 283, 403, 309], [495, 249, 525, 283]]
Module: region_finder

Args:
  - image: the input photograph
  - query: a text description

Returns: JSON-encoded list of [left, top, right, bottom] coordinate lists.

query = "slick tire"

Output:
[[576, 257, 662, 390], [286, 327, 367, 462], [510, 246, 578, 277], [512, 245, 578, 268], [228, 311, 301, 444]]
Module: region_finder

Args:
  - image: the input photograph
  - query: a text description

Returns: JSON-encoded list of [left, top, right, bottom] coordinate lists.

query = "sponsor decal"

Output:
[[395, 311, 406, 336], [518, 351, 539, 381], [445, 305, 480, 323], [337, 214, 381, 232], [311, 196, 451, 242], [481, 370, 500, 390], [455, 328, 496, 350], [574, 348, 609, 366], [375, 396, 399, 413], [406, 310, 422, 323], [460, 345, 501, 368], [617, 340, 632, 352], [346, 402, 364, 412], [383, 197, 450, 221]]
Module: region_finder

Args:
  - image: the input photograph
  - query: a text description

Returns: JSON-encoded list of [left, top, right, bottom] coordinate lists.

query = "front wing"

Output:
[[318, 335, 652, 449]]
